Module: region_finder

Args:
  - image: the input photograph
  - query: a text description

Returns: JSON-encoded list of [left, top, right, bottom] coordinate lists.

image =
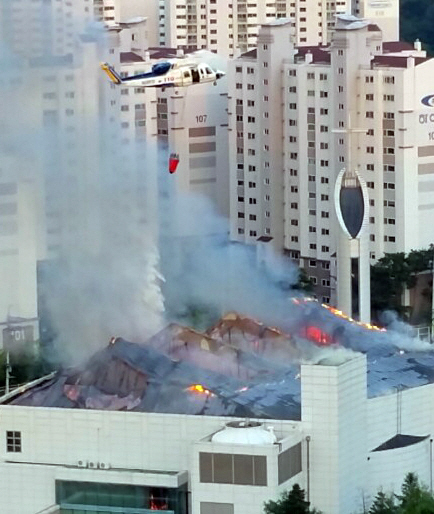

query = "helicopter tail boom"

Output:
[[100, 62, 123, 85]]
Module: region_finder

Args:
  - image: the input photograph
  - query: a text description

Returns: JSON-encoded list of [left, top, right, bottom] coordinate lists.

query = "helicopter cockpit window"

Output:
[[184, 70, 190, 78], [205, 67, 213, 75]]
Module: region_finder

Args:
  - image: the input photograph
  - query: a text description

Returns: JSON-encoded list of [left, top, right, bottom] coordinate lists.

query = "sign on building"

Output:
[[2, 325, 34, 353]]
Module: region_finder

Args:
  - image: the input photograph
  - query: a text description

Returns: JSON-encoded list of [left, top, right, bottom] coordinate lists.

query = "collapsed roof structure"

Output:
[[4, 306, 434, 420]]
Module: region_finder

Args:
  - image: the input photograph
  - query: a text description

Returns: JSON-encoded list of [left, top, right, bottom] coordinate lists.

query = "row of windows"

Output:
[[365, 75, 395, 84], [309, 276, 331, 287], [370, 234, 396, 242], [366, 94, 395, 102], [366, 182, 396, 190]]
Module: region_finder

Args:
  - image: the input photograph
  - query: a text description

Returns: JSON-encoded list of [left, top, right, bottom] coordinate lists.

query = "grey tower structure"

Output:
[[334, 168, 371, 322]]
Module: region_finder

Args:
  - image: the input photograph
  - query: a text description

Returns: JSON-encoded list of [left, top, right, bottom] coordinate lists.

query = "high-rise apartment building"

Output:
[[353, 0, 399, 42], [228, 16, 434, 306], [94, 0, 160, 46], [0, 0, 92, 58], [158, 0, 353, 59]]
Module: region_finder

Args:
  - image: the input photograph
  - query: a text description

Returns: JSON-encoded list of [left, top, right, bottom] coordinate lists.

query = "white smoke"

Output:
[[0, 3, 165, 362]]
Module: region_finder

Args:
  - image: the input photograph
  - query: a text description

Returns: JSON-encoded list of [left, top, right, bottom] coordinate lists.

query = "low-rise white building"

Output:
[[0, 310, 433, 514]]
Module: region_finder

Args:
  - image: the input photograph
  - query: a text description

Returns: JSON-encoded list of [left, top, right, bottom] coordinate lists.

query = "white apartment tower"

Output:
[[0, 0, 93, 58], [94, 0, 160, 47], [353, 0, 400, 41], [158, 0, 353, 58], [229, 16, 434, 308]]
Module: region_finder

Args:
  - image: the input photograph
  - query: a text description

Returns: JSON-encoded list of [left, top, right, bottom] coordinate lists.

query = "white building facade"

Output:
[[228, 17, 434, 308], [158, 0, 353, 59]]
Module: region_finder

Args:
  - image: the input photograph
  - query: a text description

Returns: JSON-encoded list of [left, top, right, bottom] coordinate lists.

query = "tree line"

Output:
[[265, 473, 434, 514], [401, 0, 434, 55]]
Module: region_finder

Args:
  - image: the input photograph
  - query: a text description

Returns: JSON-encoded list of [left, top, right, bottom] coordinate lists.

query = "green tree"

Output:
[[368, 490, 397, 514], [293, 268, 315, 294], [370, 246, 434, 322], [401, 0, 434, 55], [371, 252, 410, 318], [264, 484, 321, 514], [396, 472, 434, 514]]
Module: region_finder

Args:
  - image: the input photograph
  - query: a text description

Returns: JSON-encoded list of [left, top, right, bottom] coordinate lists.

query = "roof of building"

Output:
[[373, 434, 429, 452], [295, 46, 331, 64], [240, 49, 257, 59], [372, 55, 428, 68], [367, 24, 382, 32], [3, 305, 434, 420], [147, 47, 199, 60], [383, 41, 415, 53], [120, 52, 144, 63]]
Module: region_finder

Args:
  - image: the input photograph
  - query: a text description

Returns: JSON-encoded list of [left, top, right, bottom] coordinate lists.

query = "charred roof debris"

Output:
[[3, 306, 434, 420]]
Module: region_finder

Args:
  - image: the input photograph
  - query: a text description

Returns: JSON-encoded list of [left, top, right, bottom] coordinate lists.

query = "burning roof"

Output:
[[3, 306, 434, 418]]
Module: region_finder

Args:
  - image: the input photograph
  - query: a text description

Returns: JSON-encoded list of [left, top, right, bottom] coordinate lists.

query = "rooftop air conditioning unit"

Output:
[[77, 460, 86, 468], [98, 462, 111, 470]]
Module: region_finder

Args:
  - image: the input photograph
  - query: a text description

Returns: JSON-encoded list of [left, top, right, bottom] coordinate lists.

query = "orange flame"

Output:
[[187, 384, 215, 397]]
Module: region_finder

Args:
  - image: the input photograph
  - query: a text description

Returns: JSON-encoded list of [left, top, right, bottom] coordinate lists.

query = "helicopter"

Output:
[[100, 58, 225, 90]]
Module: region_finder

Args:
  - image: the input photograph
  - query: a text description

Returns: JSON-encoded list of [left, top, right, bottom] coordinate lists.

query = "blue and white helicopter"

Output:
[[101, 55, 225, 90]]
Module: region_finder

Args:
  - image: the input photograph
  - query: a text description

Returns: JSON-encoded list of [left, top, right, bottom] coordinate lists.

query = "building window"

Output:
[[238, 228, 244, 235], [321, 245, 329, 252], [249, 230, 257, 237], [309, 260, 316, 267], [6, 431, 21, 453]]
